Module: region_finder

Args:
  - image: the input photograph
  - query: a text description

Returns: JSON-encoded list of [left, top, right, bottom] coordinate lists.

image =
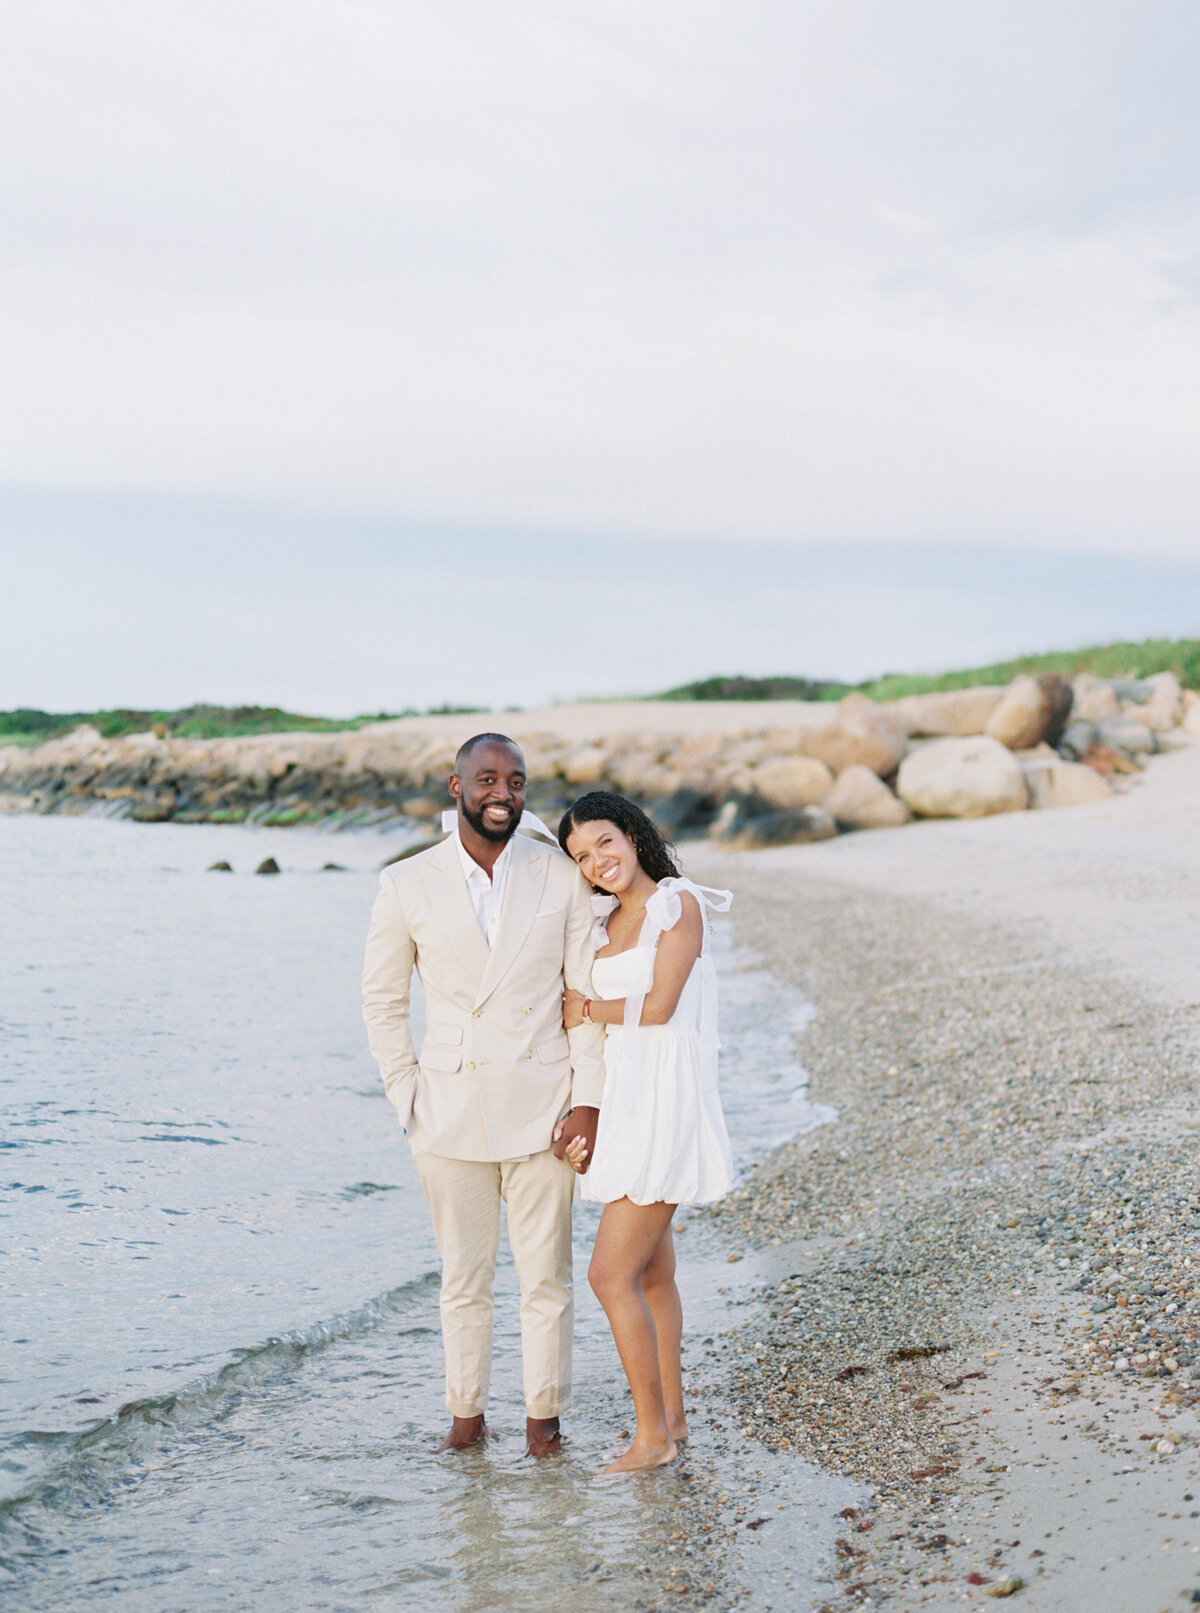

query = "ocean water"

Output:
[[0, 815, 842, 1611]]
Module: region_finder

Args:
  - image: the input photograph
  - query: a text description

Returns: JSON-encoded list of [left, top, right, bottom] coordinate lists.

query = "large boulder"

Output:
[[985, 674, 1074, 750], [1072, 677, 1120, 724], [561, 745, 608, 786], [607, 746, 666, 794], [1022, 757, 1114, 810], [798, 695, 907, 777], [668, 734, 724, 772], [650, 788, 715, 835], [1121, 674, 1184, 733], [1126, 702, 1183, 735], [892, 687, 1005, 738], [823, 764, 910, 829], [740, 755, 834, 809], [897, 736, 1029, 819]]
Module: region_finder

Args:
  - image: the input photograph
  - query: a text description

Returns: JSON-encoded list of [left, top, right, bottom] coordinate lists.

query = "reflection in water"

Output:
[[0, 815, 853, 1610]]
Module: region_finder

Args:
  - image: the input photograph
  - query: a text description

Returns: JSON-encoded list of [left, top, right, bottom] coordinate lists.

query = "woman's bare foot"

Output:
[[668, 1418, 689, 1446], [434, 1414, 487, 1453], [602, 1434, 677, 1474]]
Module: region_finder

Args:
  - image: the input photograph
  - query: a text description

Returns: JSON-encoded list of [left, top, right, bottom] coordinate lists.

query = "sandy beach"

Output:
[[684, 735, 1200, 1608], [5, 698, 1197, 1608]]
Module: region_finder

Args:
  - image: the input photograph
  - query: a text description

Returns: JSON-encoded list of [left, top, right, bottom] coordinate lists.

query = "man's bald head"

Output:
[[454, 732, 524, 774]]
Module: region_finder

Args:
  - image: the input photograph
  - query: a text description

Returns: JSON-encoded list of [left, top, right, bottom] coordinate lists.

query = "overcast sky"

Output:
[[3, 3, 1199, 710]]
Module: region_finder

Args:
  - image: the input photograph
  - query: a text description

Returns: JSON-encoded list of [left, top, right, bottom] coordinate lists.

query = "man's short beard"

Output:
[[460, 800, 520, 844]]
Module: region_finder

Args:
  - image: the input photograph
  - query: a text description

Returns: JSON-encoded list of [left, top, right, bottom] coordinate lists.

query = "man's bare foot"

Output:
[[525, 1416, 563, 1457], [435, 1414, 487, 1453], [602, 1434, 677, 1474]]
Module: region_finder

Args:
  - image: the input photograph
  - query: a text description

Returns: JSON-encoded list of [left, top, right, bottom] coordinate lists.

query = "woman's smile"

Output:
[[564, 817, 642, 893]]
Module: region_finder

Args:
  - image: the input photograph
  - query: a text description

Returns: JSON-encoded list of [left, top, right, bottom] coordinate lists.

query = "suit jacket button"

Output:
[[522, 1005, 531, 1014], [465, 1061, 476, 1072], [472, 1010, 481, 1018], [525, 1050, 533, 1060]]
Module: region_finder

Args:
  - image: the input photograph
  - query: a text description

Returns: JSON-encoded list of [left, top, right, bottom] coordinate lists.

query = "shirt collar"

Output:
[[454, 829, 511, 886]]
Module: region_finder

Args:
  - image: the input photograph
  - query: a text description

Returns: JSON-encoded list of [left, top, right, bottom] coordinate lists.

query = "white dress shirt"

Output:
[[454, 832, 511, 949]]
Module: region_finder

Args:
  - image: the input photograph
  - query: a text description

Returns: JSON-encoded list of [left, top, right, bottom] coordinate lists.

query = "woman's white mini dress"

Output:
[[580, 877, 734, 1207]]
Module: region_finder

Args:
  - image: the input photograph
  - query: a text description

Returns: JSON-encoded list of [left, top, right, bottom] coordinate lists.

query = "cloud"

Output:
[[1, 2, 1199, 557]]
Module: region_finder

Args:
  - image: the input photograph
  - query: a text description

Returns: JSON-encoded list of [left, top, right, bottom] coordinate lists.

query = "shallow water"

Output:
[[0, 815, 845, 1609]]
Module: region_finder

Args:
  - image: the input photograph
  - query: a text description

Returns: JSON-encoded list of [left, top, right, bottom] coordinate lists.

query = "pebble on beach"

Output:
[[697, 861, 1200, 1607]]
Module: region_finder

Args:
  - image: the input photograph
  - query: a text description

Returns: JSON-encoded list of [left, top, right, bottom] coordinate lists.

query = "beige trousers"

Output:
[[415, 1147, 575, 1420]]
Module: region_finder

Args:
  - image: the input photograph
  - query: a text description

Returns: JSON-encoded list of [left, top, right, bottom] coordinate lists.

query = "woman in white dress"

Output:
[[557, 791, 733, 1474]]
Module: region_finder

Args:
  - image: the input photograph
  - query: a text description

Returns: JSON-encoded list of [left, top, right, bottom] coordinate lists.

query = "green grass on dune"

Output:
[[657, 674, 841, 702], [1, 639, 1196, 747], [854, 637, 1200, 700], [658, 637, 1200, 703], [0, 701, 484, 748]]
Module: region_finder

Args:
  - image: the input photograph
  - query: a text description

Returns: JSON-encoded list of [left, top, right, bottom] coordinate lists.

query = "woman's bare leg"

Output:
[[642, 1224, 687, 1444], [589, 1197, 679, 1473]]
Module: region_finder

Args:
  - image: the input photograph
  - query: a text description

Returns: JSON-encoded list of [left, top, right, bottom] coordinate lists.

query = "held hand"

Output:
[[562, 988, 586, 1029], [553, 1104, 598, 1173], [564, 1135, 588, 1173]]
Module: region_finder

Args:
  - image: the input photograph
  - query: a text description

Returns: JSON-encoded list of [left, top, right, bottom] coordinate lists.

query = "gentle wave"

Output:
[[0, 1270, 439, 1544]]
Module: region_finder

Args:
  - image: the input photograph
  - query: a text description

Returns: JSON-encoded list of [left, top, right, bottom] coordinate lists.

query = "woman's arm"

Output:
[[563, 891, 704, 1028]]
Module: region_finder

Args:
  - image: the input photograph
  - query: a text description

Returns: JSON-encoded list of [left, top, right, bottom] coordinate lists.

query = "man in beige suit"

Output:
[[362, 733, 605, 1456]]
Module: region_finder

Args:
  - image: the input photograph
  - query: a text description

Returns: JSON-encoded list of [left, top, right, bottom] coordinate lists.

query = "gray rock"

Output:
[[207, 860, 234, 872], [1058, 720, 1098, 761], [1110, 678, 1154, 703], [1098, 716, 1156, 755], [255, 857, 281, 875], [650, 787, 715, 835], [726, 804, 838, 847]]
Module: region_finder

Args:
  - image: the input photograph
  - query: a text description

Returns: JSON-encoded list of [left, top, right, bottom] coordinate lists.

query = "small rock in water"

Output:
[[321, 862, 347, 871], [207, 860, 233, 872], [255, 857, 281, 875], [984, 1575, 1024, 1598]]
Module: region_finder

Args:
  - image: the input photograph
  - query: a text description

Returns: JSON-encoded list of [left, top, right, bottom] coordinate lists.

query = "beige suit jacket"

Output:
[[362, 830, 607, 1162]]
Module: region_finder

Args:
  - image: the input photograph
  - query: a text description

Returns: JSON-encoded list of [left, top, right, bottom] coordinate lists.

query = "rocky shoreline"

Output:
[[1, 673, 1197, 847], [681, 768, 1200, 1608]]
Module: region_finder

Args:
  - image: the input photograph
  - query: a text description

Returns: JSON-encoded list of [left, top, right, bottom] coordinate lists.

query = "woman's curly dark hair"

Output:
[[557, 791, 681, 888]]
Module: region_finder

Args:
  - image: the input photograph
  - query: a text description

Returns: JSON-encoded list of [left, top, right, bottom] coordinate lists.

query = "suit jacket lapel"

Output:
[[474, 835, 550, 1009], [423, 834, 491, 991]]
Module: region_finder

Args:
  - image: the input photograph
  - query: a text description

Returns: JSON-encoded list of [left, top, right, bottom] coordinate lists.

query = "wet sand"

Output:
[[685, 737, 1200, 1609]]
